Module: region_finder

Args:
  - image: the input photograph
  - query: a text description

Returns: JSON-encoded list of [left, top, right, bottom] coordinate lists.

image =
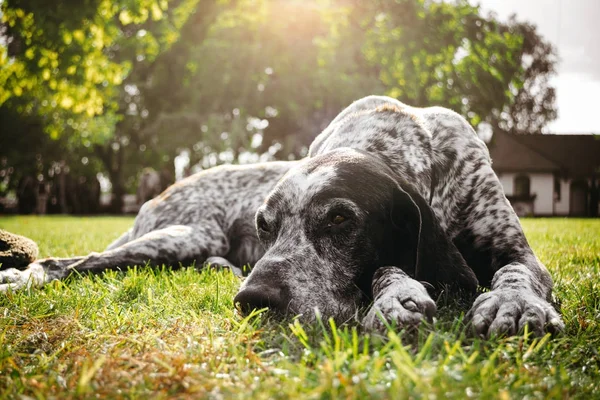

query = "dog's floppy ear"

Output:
[[389, 184, 478, 294]]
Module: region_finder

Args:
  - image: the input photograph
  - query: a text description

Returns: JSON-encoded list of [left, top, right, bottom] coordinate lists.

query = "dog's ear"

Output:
[[388, 184, 478, 294]]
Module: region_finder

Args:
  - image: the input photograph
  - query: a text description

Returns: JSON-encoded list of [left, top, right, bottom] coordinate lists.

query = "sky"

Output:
[[474, 0, 600, 134]]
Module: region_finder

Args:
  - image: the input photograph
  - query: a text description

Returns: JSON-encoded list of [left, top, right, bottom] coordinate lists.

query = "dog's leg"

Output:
[[453, 165, 565, 337], [466, 259, 564, 338], [204, 256, 243, 276], [0, 222, 230, 292], [362, 266, 436, 332], [105, 228, 132, 250]]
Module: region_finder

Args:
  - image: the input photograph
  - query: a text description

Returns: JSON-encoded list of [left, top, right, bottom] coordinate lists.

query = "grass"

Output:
[[0, 216, 599, 399]]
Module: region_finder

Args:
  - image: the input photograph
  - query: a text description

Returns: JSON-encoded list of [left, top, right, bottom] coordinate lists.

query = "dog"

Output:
[[0, 96, 563, 337]]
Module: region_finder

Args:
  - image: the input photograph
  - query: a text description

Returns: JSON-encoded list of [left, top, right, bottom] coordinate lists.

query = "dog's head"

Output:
[[234, 148, 477, 321]]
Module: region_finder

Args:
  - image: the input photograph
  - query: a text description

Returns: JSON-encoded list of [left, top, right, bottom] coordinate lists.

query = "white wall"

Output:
[[497, 172, 515, 195], [495, 172, 555, 215], [529, 173, 554, 215]]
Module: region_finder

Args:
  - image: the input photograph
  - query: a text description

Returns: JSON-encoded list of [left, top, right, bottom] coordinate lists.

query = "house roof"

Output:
[[488, 131, 600, 177]]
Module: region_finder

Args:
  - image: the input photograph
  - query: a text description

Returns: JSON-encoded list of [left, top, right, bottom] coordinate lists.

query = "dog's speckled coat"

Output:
[[1, 96, 563, 337]]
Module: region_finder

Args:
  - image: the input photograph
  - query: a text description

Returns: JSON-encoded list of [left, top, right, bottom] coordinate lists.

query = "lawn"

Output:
[[0, 216, 599, 399]]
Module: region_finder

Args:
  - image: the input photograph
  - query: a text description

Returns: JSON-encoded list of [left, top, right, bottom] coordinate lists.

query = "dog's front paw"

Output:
[[466, 289, 564, 338], [363, 287, 436, 333], [203, 256, 243, 276]]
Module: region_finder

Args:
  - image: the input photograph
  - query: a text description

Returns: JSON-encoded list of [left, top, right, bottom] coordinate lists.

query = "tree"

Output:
[[132, 0, 383, 161], [157, 0, 558, 158], [1, 0, 559, 212], [341, 0, 557, 134], [1, 0, 207, 209], [493, 17, 557, 134]]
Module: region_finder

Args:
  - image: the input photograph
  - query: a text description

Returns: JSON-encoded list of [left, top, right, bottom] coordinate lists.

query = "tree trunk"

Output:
[[95, 142, 125, 214], [109, 143, 125, 213], [109, 170, 125, 214], [58, 166, 68, 214], [590, 176, 599, 218]]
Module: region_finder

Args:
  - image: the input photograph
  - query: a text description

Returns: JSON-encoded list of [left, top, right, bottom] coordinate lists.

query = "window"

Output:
[[554, 176, 561, 201], [514, 174, 531, 198]]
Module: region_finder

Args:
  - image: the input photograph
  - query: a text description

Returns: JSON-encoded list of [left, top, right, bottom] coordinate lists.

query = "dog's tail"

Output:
[[105, 229, 132, 251]]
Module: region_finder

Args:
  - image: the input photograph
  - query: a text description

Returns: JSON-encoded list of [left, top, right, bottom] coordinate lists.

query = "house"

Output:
[[487, 131, 600, 217]]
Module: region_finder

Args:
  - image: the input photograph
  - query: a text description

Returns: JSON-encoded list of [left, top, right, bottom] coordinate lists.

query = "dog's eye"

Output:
[[330, 214, 346, 225], [257, 215, 270, 232]]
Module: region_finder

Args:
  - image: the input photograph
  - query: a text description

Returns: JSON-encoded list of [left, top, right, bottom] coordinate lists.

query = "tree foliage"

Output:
[[1, 0, 205, 207], [0, 0, 558, 209]]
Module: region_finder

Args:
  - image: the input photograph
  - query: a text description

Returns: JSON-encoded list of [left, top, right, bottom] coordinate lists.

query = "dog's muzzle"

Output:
[[234, 263, 291, 316]]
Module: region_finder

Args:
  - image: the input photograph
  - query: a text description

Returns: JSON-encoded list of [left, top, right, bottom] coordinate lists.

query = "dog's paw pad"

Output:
[[363, 293, 436, 333]]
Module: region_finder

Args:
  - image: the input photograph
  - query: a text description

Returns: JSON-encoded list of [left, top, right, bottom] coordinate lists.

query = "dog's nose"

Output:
[[234, 285, 286, 315]]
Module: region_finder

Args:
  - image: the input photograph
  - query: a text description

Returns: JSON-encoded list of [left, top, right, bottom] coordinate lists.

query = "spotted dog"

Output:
[[236, 96, 563, 337], [0, 96, 563, 337]]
